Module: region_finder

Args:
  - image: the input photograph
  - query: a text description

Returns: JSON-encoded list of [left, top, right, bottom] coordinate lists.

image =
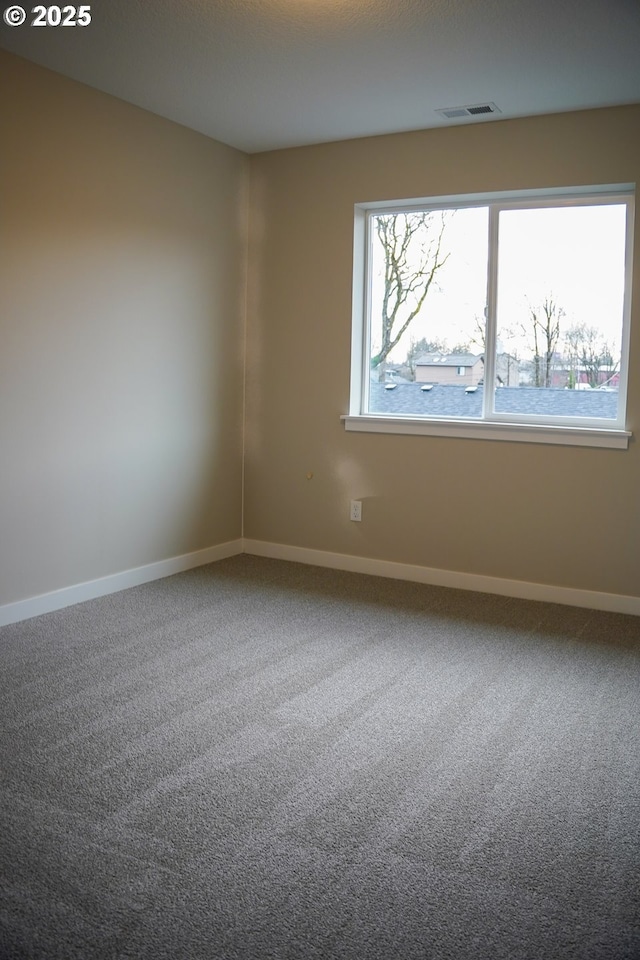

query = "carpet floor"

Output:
[[1, 554, 639, 959]]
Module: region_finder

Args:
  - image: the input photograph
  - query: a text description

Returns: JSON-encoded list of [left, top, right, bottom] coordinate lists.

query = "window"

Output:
[[345, 186, 634, 448]]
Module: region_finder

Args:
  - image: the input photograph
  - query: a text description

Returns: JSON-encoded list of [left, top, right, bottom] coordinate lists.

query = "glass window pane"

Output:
[[494, 204, 627, 421], [367, 206, 489, 419]]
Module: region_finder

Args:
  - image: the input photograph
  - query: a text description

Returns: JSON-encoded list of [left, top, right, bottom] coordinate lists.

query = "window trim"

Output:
[[341, 414, 631, 448], [347, 184, 635, 448]]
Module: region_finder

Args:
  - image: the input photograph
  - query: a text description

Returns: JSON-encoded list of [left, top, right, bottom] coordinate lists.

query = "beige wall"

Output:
[[2, 51, 638, 609], [0, 52, 248, 605], [246, 107, 640, 598]]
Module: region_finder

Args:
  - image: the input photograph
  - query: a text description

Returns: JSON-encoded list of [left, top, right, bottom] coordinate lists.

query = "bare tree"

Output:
[[599, 344, 620, 387], [372, 211, 452, 380], [524, 297, 564, 387], [564, 323, 619, 388]]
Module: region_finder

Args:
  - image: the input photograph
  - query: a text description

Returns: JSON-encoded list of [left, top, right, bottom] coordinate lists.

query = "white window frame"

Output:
[[343, 185, 635, 449]]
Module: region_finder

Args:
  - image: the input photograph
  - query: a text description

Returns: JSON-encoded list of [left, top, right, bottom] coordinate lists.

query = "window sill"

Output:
[[341, 415, 631, 449]]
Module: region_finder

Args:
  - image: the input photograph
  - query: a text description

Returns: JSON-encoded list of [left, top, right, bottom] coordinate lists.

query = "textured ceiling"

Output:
[[2, 0, 640, 153]]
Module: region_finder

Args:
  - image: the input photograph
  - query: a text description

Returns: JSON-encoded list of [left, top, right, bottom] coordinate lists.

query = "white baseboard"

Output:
[[2, 536, 638, 627], [242, 539, 640, 617], [0, 539, 244, 627]]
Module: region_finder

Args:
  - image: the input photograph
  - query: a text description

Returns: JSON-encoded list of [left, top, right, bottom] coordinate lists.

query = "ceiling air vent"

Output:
[[436, 102, 501, 121]]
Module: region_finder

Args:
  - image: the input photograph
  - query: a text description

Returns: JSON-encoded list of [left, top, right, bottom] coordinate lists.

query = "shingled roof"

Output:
[[415, 353, 482, 367], [369, 383, 619, 420]]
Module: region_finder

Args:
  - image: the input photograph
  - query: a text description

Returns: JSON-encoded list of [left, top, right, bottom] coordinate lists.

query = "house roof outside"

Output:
[[415, 353, 482, 368], [369, 383, 619, 420]]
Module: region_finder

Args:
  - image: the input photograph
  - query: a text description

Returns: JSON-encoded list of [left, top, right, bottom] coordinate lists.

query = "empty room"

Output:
[[1, 1, 639, 958]]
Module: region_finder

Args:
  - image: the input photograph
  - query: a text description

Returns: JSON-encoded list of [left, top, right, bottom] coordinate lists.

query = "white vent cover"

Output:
[[436, 102, 501, 120]]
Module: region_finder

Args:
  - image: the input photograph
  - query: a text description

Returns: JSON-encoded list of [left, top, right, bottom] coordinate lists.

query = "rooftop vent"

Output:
[[436, 102, 501, 121], [421, 384, 434, 391], [384, 383, 397, 390]]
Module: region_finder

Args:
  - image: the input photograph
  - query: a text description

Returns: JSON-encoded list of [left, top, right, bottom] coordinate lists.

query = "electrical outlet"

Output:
[[350, 500, 362, 522]]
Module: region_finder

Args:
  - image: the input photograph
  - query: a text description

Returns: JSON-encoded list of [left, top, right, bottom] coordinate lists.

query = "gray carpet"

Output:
[[1, 554, 639, 960]]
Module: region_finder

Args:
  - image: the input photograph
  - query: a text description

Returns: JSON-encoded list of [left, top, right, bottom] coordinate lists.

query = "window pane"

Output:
[[367, 206, 489, 419], [494, 204, 627, 421]]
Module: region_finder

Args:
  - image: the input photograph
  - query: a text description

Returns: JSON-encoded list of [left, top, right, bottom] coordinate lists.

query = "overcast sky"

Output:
[[370, 202, 628, 364]]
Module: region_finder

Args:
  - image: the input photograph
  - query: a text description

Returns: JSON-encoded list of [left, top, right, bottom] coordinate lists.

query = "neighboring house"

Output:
[[570, 368, 621, 389], [415, 352, 519, 386], [519, 359, 620, 390], [383, 368, 412, 384], [496, 353, 520, 387], [415, 353, 484, 385]]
